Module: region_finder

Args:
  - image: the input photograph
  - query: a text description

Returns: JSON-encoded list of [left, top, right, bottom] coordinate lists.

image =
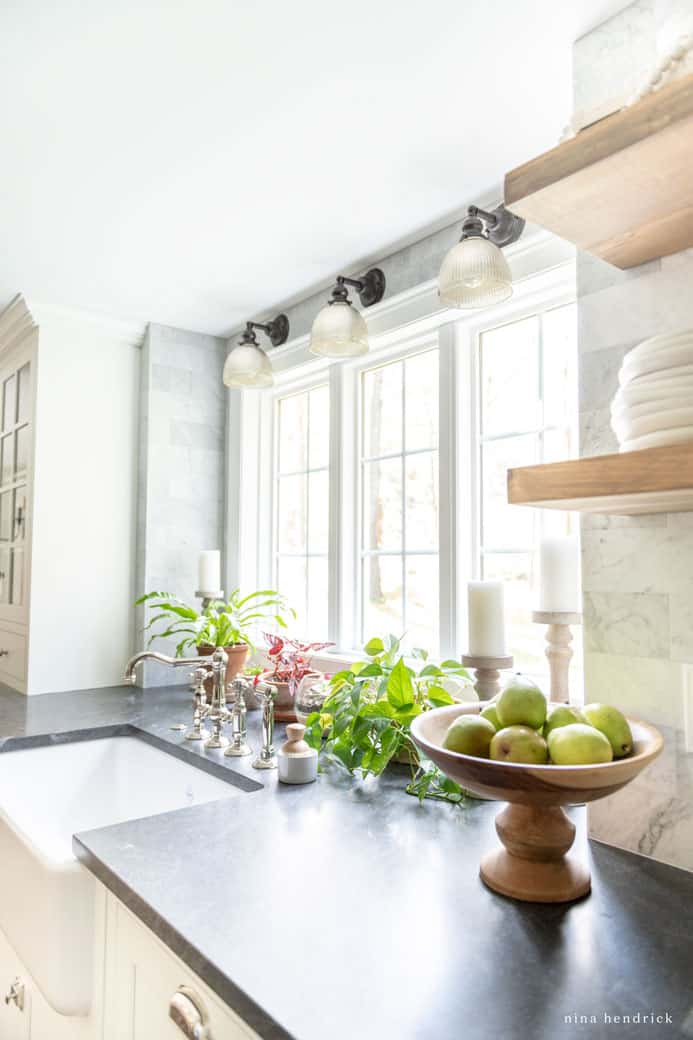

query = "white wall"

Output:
[[27, 308, 143, 693]]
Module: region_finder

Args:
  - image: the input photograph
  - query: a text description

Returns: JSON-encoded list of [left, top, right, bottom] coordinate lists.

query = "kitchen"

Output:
[[0, 1, 692, 1037]]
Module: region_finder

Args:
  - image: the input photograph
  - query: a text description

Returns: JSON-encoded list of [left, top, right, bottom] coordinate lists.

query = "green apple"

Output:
[[544, 704, 586, 738], [490, 725, 549, 764], [548, 723, 613, 765], [583, 703, 633, 759], [496, 675, 547, 730], [480, 703, 502, 731], [442, 715, 495, 758]]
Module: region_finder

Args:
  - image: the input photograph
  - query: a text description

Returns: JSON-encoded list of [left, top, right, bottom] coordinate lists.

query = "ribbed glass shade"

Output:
[[223, 342, 274, 388], [309, 300, 369, 358], [439, 236, 513, 309]]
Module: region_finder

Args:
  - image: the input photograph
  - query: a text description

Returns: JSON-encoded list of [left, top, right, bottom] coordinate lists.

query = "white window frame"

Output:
[[226, 228, 576, 664]]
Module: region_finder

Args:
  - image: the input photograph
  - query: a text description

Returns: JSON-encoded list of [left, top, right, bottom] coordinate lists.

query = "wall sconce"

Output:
[[223, 314, 290, 389], [309, 268, 386, 358], [439, 204, 525, 309]]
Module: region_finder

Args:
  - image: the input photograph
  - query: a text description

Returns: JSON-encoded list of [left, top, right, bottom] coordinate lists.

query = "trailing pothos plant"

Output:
[[303, 635, 474, 805], [135, 588, 294, 657]]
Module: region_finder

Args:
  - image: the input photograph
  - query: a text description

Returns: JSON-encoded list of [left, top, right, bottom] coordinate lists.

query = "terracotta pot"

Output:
[[197, 644, 249, 699]]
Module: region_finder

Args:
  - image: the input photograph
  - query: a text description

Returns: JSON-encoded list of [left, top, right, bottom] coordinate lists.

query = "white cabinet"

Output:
[[105, 895, 261, 1040], [0, 297, 36, 693], [0, 927, 31, 1040]]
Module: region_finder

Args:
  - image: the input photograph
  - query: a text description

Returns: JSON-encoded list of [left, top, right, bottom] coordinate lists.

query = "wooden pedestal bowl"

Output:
[[410, 704, 663, 904]]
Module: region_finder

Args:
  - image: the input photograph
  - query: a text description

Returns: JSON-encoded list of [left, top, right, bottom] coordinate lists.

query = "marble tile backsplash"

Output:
[[135, 324, 227, 687], [576, 1, 693, 872]]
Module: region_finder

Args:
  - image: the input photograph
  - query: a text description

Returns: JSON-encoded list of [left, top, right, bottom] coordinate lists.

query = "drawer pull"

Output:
[[0, 649, 8, 657], [4, 977, 25, 1011], [169, 985, 211, 1039]]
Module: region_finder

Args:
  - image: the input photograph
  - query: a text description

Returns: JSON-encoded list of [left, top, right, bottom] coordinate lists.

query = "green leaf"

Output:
[[427, 685, 456, 707], [412, 647, 428, 661], [386, 658, 415, 711], [418, 663, 443, 678], [356, 662, 383, 678], [364, 637, 385, 656], [360, 701, 397, 720], [440, 660, 467, 673]]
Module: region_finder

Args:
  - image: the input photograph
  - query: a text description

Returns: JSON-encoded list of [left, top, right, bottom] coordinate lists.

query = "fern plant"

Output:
[[136, 588, 294, 657]]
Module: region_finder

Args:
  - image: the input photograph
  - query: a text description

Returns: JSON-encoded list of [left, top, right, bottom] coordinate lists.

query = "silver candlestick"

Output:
[[532, 611, 582, 704], [462, 654, 515, 701]]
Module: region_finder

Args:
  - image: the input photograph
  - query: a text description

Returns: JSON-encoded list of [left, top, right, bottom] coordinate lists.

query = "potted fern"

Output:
[[136, 588, 295, 690]]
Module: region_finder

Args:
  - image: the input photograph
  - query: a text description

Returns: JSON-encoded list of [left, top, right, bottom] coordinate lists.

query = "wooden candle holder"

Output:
[[532, 611, 582, 704], [462, 654, 514, 700]]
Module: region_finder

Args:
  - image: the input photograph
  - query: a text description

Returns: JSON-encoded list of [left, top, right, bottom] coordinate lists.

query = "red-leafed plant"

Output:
[[262, 634, 334, 696]]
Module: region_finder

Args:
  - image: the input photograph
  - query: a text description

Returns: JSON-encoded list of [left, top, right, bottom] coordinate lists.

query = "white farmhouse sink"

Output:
[[0, 735, 243, 1017]]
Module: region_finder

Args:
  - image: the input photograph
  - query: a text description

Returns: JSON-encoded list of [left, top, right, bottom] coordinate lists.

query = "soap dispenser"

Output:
[[278, 723, 318, 785]]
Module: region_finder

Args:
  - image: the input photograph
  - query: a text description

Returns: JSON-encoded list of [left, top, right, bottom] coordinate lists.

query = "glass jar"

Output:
[[294, 673, 331, 724]]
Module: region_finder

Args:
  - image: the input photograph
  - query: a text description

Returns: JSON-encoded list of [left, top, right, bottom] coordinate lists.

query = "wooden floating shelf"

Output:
[[507, 443, 693, 515], [505, 71, 693, 269]]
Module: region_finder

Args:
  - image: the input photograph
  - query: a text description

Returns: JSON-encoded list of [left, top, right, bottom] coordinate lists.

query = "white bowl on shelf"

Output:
[[620, 425, 693, 451], [611, 329, 693, 452], [620, 344, 693, 386], [612, 406, 693, 442]]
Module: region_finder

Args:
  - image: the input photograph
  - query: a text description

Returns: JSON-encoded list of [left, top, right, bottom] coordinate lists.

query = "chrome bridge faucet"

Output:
[[124, 649, 231, 748]]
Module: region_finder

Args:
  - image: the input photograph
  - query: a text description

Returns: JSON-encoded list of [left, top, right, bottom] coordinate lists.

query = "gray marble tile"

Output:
[[583, 591, 670, 658], [670, 594, 693, 662], [577, 252, 661, 298], [579, 406, 618, 457], [578, 345, 629, 412]]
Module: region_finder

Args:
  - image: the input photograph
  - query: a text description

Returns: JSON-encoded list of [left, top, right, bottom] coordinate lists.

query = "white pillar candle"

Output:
[[198, 550, 221, 593], [537, 536, 580, 613], [467, 581, 507, 657]]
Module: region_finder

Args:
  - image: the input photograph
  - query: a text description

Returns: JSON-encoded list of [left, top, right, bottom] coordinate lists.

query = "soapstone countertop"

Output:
[[0, 682, 692, 1040]]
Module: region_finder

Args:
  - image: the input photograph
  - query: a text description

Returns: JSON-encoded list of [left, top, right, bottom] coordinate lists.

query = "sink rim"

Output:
[[0, 724, 262, 871]]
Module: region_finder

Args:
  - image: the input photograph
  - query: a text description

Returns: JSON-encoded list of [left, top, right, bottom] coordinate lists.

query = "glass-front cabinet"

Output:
[[0, 318, 35, 693], [0, 360, 31, 616]]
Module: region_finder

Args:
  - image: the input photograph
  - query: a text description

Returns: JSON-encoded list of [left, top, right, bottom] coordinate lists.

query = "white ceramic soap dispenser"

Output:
[[278, 723, 318, 785]]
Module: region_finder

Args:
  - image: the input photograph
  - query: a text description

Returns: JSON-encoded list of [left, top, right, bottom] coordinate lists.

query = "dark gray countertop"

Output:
[[1, 682, 692, 1040]]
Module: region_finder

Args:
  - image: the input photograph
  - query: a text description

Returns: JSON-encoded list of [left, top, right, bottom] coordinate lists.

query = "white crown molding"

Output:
[[25, 299, 147, 349], [0, 294, 37, 354]]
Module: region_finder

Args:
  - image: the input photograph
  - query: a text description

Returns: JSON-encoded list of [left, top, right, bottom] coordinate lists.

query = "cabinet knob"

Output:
[[169, 985, 211, 1039], [4, 977, 25, 1011]]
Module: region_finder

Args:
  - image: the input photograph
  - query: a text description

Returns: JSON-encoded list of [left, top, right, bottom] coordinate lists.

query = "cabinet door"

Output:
[[0, 343, 34, 630], [0, 928, 31, 1040], [109, 900, 260, 1040]]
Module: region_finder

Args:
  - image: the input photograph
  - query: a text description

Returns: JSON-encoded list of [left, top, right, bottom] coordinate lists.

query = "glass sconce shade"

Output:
[[439, 236, 513, 309], [223, 342, 274, 388], [309, 300, 369, 358]]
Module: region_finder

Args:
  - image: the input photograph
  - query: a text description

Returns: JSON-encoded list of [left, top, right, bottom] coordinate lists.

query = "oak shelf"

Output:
[[504, 71, 693, 269], [507, 443, 693, 515]]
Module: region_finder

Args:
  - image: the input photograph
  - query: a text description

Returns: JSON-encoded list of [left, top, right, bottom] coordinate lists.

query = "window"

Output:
[[237, 241, 577, 675], [478, 303, 579, 673], [360, 349, 439, 652], [274, 385, 330, 638]]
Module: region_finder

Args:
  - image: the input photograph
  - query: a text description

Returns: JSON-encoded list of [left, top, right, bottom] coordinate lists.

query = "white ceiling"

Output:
[[1, 0, 626, 337]]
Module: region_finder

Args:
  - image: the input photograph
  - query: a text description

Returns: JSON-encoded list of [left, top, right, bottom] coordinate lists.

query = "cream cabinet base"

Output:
[[105, 895, 261, 1040]]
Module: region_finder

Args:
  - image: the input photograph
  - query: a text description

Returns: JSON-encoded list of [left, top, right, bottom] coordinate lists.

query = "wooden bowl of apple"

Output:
[[410, 677, 663, 904]]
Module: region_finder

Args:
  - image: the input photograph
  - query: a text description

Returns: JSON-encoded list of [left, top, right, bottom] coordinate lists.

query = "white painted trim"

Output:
[[28, 300, 147, 350]]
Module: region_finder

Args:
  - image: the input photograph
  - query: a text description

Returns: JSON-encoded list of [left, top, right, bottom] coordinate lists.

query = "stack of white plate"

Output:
[[610, 330, 693, 451]]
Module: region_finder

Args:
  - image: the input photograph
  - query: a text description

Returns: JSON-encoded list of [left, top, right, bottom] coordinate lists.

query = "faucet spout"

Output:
[[124, 648, 229, 714], [124, 650, 207, 685]]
